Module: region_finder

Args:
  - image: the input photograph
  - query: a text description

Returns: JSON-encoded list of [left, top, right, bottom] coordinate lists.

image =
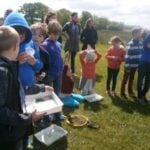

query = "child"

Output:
[[0, 26, 45, 149], [79, 45, 101, 95], [121, 27, 143, 99], [30, 22, 49, 84], [30, 22, 55, 128], [4, 12, 46, 94], [105, 36, 125, 96], [137, 30, 150, 104], [41, 20, 64, 121]]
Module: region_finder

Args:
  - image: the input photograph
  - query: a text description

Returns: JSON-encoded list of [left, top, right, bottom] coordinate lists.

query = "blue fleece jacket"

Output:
[[4, 12, 43, 87], [141, 33, 150, 62], [41, 39, 63, 77]]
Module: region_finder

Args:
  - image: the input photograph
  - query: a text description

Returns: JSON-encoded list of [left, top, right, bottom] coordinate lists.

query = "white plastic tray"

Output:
[[25, 92, 63, 115]]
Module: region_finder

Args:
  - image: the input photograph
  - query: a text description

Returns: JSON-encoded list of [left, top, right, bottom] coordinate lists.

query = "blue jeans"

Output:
[[137, 61, 150, 98]]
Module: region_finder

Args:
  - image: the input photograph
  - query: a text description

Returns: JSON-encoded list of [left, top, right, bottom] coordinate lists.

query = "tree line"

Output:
[[17, 2, 134, 32]]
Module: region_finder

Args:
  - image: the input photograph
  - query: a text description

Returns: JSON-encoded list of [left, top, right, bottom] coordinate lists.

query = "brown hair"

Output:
[[108, 36, 124, 46], [45, 11, 57, 25], [85, 18, 93, 28], [47, 20, 62, 35], [0, 26, 19, 53], [30, 23, 47, 38]]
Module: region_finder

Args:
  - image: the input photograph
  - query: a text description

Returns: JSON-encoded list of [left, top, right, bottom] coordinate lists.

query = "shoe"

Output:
[[121, 94, 128, 99], [128, 92, 136, 97], [143, 97, 149, 104], [35, 120, 48, 129], [106, 90, 111, 96], [54, 112, 65, 121], [43, 115, 52, 123], [112, 91, 117, 97], [137, 97, 147, 105]]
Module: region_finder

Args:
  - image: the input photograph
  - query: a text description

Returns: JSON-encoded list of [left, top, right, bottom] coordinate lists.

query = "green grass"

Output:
[[60, 43, 150, 150], [32, 43, 150, 150]]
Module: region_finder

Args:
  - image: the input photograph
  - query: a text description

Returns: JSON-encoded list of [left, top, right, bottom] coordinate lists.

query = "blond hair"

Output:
[[30, 23, 47, 38], [47, 20, 62, 35], [0, 26, 19, 53]]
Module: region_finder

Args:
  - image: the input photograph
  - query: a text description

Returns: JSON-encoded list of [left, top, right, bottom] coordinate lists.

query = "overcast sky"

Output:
[[1, 0, 150, 28]]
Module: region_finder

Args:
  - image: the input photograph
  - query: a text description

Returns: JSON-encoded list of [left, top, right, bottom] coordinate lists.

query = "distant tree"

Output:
[[80, 11, 92, 28], [57, 9, 71, 26], [107, 21, 124, 31], [19, 2, 49, 24], [98, 17, 109, 30]]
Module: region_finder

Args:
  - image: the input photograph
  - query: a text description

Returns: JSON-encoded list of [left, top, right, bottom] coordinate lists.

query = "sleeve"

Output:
[[0, 69, 32, 126], [105, 48, 114, 60], [80, 29, 85, 43], [94, 50, 102, 63], [32, 44, 43, 72], [125, 44, 132, 69], [94, 29, 98, 44], [62, 23, 69, 32], [118, 48, 125, 62], [79, 52, 86, 65], [25, 84, 45, 95]]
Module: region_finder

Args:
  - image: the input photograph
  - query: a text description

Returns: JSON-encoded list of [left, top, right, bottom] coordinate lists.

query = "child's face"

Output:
[[112, 42, 120, 49], [14, 27, 26, 43], [133, 31, 141, 40], [49, 33, 60, 41], [32, 30, 44, 46]]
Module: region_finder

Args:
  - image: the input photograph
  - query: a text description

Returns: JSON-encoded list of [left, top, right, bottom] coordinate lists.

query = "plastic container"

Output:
[[34, 124, 68, 146], [25, 92, 63, 115], [84, 93, 103, 103]]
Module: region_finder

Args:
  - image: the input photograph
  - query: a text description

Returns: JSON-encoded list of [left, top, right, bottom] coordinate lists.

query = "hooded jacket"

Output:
[[0, 57, 32, 142], [141, 33, 150, 62], [4, 12, 42, 87]]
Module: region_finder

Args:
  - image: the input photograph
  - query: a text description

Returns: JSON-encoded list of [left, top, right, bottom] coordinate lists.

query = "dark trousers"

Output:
[[106, 68, 119, 91], [121, 68, 137, 95], [82, 43, 95, 50], [70, 51, 77, 73], [0, 140, 23, 150], [48, 74, 62, 96], [137, 61, 150, 98]]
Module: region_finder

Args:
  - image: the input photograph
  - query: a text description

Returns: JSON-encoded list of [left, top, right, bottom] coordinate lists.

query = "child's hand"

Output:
[[26, 55, 36, 65], [45, 85, 54, 92], [32, 110, 46, 122], [18, 52, 28, 64], [36, 72, 46, 81]]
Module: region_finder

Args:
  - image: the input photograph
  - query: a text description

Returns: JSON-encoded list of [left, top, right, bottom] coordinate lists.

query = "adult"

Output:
[[80, 18, 98, 50], [137, 31, 150, 104], [45, 10, 62, 43], [62, 12, 81, 74]]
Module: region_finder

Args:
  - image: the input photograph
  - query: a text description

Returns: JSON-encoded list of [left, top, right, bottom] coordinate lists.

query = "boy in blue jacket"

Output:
[[41, 20, 64, 121]]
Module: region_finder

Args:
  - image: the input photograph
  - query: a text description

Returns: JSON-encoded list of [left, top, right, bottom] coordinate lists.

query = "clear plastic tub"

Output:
[[34, 124, 68, 146]]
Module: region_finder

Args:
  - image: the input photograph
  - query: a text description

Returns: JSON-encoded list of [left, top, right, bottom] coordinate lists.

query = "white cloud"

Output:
[[1, 0, 150, 28]]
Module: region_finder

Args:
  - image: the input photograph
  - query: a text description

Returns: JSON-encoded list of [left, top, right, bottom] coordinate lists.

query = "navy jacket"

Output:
[[0, 57, 32, 142]]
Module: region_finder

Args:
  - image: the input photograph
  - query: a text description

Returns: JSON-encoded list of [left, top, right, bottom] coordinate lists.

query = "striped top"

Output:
[[125, 39, 143, 70]]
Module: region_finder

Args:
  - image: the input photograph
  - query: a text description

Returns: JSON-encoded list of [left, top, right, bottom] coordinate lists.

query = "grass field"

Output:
[[33, 43, 150, 150], [59, 43, 150, 150]]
